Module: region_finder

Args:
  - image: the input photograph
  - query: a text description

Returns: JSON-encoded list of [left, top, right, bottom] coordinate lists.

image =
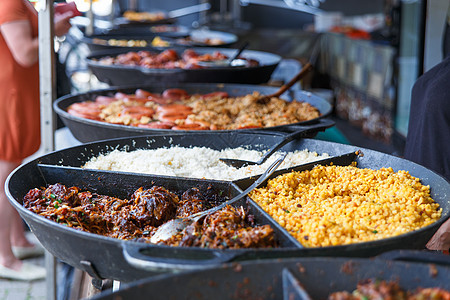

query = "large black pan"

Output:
[[113, 3, 211, 28], [86, 47, 282, 85], [5, 133, 450, 282], [82, 30, 238, 53], [92, 250, 450, 299], [113, 14, 175, 28], [54, 83, 332, 143], [105, 24, 190, 38]]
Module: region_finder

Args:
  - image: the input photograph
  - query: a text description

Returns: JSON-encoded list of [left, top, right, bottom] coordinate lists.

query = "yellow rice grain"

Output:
[[249, 164, 441, 247]]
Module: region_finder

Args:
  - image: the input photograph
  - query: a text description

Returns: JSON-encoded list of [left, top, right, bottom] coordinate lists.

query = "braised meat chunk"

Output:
[[129, 186, 178, 227], [162, 205, 277, 249], [328, 279, 450, 300], [176, 187, 206, 218]]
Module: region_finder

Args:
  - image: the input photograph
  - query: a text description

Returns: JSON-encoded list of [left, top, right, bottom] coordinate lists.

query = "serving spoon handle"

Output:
[[258, 62, 313, 104]]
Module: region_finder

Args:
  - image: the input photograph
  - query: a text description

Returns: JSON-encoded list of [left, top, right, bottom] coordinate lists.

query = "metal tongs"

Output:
[[219, 119, 335, 168], [150, 153, 287, 243], [196, 42, 249, 68]]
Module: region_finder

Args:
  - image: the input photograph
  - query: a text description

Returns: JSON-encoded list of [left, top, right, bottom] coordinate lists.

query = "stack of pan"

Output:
[[13, 21, 450, 291]]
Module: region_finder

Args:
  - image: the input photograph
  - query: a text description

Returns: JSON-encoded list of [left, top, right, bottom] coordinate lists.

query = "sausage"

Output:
[[182, 49, 199, 61], [68, 102, 102, 114], [184, 118, 210, 128], [172, 123, 210, 130], [200, 91, 229, 99], [156, 49, 178, 63], [114, 92, 128, 99], [236, 125, 262, 129], [162, 88, 189, 100], [148, 96, 173, 105], [121, 106, 155, 119], [137, 121, 175, 129], [95, 96, 116, 105], [156, 104, 192, 114], [158, 111, 190, 122], [67, 109, 102, 121], [67, 102, 103, 120], [135, 89, 160, 99], [122, 96, 151, 104]]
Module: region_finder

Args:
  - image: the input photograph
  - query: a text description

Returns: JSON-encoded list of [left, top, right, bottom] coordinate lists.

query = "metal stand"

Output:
[[38, 0, 57, 299]]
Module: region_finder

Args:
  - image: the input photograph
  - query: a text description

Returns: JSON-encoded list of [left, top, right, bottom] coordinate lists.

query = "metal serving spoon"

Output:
[[219, 119, 335, 169], [196, 41, 249, 68], [150, 152, 287, 243]]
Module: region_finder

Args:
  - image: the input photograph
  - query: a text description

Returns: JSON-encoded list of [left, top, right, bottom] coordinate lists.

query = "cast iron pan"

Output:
[[54, 83, 332, 143], [5, 133, 450, 282], [92, 250, 450, 299], [86, 47, 282, 85], [113, 14, 175, 28], [105, 25, 190, 38], [82, 29, 238, 52]]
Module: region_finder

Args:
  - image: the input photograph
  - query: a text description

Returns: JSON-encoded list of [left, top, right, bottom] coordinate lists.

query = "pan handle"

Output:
[[376, 249, 450, 266], [268, 118, 335, 136], [122, 242, 242, 272]]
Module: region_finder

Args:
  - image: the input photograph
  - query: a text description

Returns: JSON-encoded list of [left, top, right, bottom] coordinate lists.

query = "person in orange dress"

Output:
[[0, 0, 73, 280]]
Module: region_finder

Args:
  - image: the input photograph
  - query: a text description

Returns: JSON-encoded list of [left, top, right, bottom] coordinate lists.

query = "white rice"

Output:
[[82, 146, 330, 181]]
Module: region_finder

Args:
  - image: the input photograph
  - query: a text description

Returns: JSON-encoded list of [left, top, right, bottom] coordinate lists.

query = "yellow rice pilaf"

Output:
[[249, 164, 442, 247]]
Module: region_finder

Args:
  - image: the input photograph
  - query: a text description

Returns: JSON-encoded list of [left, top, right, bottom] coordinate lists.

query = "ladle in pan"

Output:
[[196, 42, 249, 68], [257, 39, 319, 104], [257, 61, 313, 104], [219, 119, 335, 168], [150, 153, 287, 243]]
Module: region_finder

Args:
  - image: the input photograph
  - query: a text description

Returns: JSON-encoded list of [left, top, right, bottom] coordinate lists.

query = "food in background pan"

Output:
[[22, 183, 277, 249], [91, 36, 226, 48], [82, 147, 329, 181], [150, 25, 182, 33], [151, 36, 226, 47], [328, 279, 450, 299], [249, 164, 442, 247], [92, 38, 149, 47], [66, 88, 320, 130], [95, 49, 259, 69], [123, 10, 167, 22]]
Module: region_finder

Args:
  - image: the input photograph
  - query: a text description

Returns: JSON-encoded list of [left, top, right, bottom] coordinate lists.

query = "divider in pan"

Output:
[[29, 152, 358, 273]]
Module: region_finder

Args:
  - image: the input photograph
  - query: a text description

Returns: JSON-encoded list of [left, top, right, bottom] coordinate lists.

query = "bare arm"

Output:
[[426, 218, 450, 250], [0, 20, 38, 67], [0, 11, 73, 68]]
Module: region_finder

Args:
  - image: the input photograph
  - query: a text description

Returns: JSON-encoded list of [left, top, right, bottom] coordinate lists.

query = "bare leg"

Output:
[[10, 208, 34, 248], [0, 160, 22, 270]]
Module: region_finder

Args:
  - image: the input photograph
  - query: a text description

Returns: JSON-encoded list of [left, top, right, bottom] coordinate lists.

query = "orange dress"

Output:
[[0, 0, 40, 162]]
